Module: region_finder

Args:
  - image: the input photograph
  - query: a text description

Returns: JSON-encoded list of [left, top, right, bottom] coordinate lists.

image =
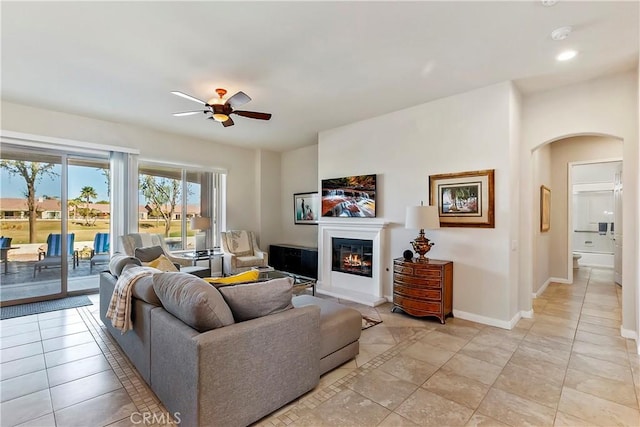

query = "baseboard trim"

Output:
[[549, 277, 572, 285], [532, 278, 552, 299], [620, 326, 638, 340], [520, 309, 534, 319], [453, 309, 517, 330]]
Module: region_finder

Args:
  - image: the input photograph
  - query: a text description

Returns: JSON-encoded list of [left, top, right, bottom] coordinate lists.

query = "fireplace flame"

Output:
[[343, 253, 372, 268], [343, 253, 362, 267]]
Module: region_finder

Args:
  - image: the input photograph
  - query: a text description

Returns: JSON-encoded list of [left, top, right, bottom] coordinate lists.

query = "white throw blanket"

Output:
[[106, 266, 159, 334]]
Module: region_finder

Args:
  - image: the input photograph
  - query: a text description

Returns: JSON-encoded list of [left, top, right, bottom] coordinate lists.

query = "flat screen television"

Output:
[[321, 174, 376, 217]]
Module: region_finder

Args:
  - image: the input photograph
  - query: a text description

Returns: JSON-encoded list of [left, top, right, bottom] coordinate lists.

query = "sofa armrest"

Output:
[[150, 305, 321, 427]]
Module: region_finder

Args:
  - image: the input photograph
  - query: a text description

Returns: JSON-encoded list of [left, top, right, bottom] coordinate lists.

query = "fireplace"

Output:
[[318, 218, 388, 307], [332, 238, 373, 277]]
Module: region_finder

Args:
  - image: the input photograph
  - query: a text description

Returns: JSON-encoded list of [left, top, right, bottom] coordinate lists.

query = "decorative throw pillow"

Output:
[[218, 277, 294, 322], [146, 254, 179, 272], [134, 245, 164, 263], [153, 272, 235, 332], [204, 270, 259, 286]]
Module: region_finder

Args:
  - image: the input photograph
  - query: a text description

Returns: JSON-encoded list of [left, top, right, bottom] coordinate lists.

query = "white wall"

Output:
[[521, 70, 638, 335], [532, 143, 551, 295], [279, 145, 319, 248], [549, 136, 622, 278], [1, 101, 273, 240], [256, 149, 282, 252], [319, 82, 517, 326]]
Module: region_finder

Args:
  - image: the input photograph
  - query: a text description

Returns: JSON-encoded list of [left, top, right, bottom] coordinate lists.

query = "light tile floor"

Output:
[[0, 267, 637, 426]]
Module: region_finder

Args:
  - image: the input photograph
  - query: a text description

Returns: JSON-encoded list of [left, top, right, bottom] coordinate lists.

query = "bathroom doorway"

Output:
[[570, 160, 622, 279]]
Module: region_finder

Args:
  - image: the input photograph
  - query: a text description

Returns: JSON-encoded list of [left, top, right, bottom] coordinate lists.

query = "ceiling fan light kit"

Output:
[[171, 87, 272, 127]]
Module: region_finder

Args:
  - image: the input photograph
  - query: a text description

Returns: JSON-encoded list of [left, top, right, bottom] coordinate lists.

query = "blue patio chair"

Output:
[[90, 232, 110, 273], [33, 233, 79, 277]]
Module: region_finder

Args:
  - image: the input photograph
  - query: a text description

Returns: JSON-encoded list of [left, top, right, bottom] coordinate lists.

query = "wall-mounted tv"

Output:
[[321, 174, 376, 217]]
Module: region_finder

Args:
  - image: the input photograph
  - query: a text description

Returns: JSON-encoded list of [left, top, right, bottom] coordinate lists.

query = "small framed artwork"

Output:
[[429, 169, 495, 228], [294, 192, 320, 225], [540, 185, 551, 232]]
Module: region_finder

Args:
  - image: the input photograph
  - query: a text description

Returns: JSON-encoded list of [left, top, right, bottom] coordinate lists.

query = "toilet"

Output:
[[572, 253, 582, 269]]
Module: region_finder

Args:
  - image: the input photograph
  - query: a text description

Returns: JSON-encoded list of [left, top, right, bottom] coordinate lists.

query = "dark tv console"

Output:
[[269, 244, 318, 279]]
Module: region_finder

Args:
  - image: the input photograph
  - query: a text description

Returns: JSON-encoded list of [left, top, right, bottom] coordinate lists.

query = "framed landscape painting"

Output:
[[294, 192, 320, 225], [429, 169, 495, 228]]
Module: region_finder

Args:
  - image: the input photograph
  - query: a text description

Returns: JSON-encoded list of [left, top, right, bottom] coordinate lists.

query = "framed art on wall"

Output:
[[429, 169, 495, 228], [540, 185, 551, 232], [294, 192, 320, 225], [321, 174, 376, 217]]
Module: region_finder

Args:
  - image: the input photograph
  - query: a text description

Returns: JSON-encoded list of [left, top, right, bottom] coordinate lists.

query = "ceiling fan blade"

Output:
[[222, 117, 235, 127], [226, 91, 251, 108], [171, 91, 207, 105], [173, 110, 207, 117], [232, 110, 272, 120]]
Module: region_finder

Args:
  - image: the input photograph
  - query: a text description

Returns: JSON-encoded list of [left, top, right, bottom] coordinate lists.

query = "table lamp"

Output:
[[190, 216, 211, 252], [405, 203, 440, 262]]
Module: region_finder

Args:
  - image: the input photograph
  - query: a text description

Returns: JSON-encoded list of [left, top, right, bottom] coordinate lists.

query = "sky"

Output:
[[1, 165, 109, 201]]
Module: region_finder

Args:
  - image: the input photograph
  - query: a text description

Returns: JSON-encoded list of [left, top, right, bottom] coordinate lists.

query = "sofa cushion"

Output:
[[135, 245, 164, 263], [146, 254, 179, 272], [109, 254, 142, 277], [153, 272, 235, 332], [292, 295, 362, 359], [218, 277, 293, 322], [204, 270, 259, 286], [236, 256, 266, 268], [131, 275, 162, 306]]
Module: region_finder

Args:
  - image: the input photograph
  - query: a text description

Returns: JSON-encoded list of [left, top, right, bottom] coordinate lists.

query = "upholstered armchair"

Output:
[[220, 230, 268, 275], [120, 233, 191, 267]]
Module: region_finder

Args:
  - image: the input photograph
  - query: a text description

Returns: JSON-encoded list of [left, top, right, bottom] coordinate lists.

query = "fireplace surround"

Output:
[[317, 219, 389, 306]]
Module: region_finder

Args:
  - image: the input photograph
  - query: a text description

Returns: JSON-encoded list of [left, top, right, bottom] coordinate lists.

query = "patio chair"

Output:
[[33, 233, 79, 277], [220, 230, 268, 275], [90, 232, 110, 273]]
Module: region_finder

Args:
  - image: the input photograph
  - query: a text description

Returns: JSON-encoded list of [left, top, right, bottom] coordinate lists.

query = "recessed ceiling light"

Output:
[[556, 50, 578, 61], [551, 26, 572, 41], [541, 0, 558, 6]]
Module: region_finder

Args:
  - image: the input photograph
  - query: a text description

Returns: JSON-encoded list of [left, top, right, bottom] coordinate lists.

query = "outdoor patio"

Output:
[[0, 257, 102, 303]]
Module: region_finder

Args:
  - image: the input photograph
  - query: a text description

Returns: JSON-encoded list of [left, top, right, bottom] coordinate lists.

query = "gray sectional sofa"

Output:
[[99, 255, 362, 427]]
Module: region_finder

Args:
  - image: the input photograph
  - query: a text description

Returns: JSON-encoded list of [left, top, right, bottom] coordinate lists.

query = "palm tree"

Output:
[[79, 186, 97, 225]]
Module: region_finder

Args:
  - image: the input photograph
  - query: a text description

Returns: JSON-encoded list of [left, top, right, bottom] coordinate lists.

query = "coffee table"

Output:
[[257, 269, 316, 295]]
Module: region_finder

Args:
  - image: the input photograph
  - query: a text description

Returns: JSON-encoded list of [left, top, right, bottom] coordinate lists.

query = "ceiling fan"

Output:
[[171, 88, 272, 127]]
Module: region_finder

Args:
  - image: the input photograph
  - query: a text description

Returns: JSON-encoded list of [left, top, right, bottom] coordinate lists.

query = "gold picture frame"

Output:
[[429, 169, 495, 228], [540, 185, 551, 232]]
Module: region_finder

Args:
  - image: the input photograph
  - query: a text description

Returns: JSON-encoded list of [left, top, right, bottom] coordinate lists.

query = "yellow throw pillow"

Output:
[[146, 254, 179, 272], [204, 270, 259, 285]]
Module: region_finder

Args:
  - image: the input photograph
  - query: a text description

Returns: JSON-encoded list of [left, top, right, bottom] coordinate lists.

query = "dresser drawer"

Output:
[[393, 285, 441, 301], [394, 274, 442, 288], [413, 266, 442, 278], [393, 295, 441, 313], [393, 264, 414, 274]]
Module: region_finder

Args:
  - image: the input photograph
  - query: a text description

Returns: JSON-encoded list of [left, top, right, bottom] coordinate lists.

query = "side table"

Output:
[[183, 249, 224, 276]]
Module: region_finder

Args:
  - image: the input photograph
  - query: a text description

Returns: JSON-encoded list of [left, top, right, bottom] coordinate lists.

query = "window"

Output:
[[138, 163, 223, 251]]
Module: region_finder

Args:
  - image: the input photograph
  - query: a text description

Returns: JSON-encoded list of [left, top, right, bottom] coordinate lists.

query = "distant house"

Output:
[[1, 198, 199, 221], [0, 197, 110, 219]]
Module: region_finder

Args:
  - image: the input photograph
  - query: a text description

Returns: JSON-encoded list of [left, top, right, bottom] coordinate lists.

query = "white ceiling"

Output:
[[2, 1, 638, 152]]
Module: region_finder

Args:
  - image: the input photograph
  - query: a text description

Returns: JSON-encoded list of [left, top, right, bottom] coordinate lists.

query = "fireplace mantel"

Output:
[[317, 219, 389, 306]]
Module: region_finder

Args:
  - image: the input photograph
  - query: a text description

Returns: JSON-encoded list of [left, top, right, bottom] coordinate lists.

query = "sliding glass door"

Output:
[[0, 145, 110, 305]]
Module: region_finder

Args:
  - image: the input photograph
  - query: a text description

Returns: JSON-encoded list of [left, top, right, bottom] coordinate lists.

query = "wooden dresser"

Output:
[[392, 258, 453, 324]]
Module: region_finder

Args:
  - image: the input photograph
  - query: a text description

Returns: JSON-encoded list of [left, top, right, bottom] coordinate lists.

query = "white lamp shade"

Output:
[[190, 216, 211, 230], [405, 205, 440, 230]]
